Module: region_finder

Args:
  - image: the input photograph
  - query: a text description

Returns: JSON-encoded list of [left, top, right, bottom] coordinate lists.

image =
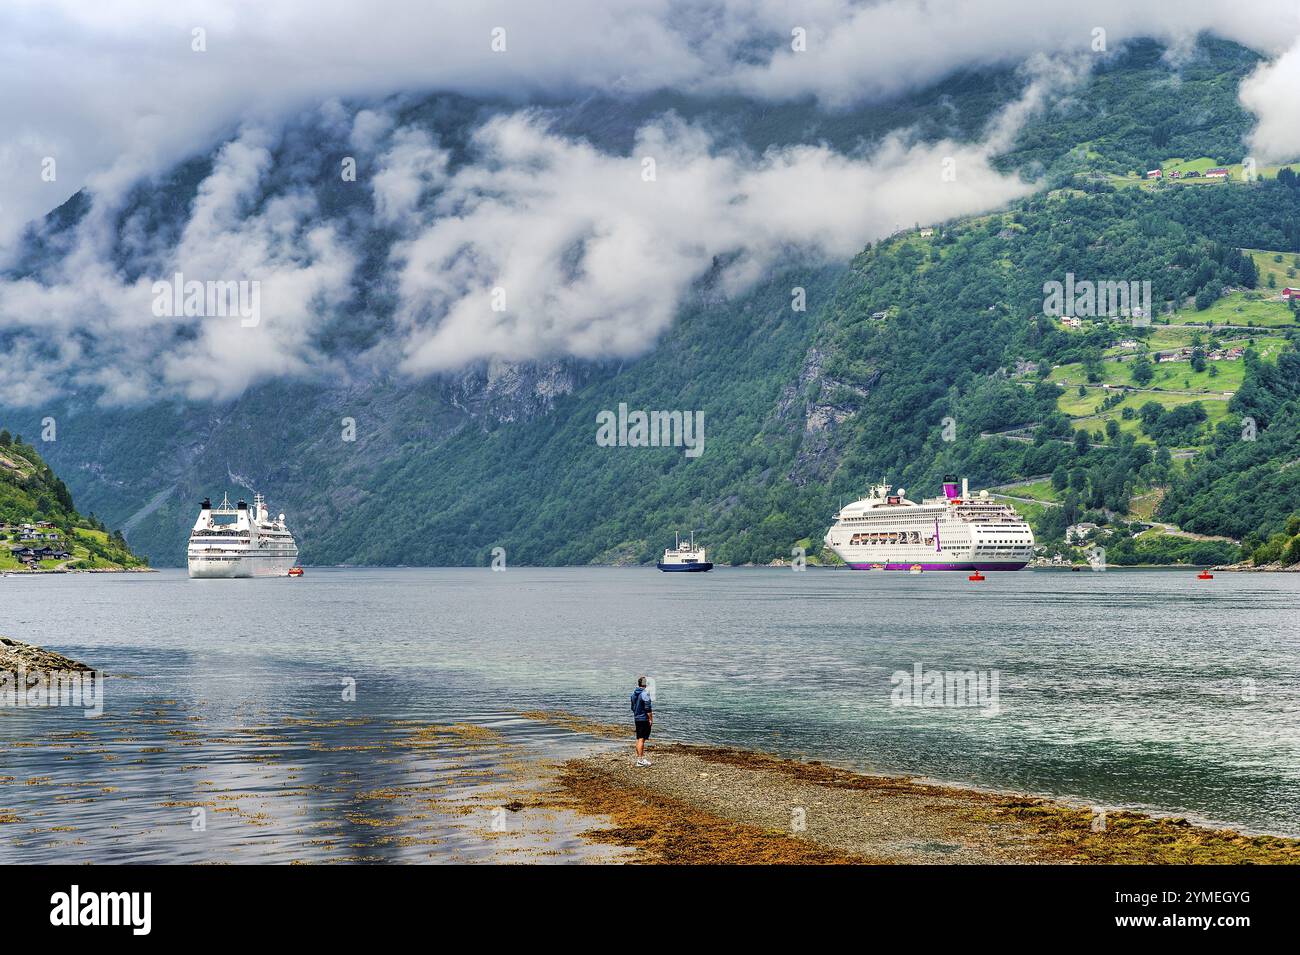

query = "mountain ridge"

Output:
[[2, 37, 1297, 567]]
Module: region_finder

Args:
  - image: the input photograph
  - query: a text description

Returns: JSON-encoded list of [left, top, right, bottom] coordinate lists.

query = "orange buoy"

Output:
[[1197, 570, 1213, 580], [968, 571, 985, 581]]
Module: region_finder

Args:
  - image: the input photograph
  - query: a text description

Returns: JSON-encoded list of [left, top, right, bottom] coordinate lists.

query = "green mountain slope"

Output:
[[295, 181, 1298, 567], [3, 37, 1297, 567], [0, 430, 147, 570]]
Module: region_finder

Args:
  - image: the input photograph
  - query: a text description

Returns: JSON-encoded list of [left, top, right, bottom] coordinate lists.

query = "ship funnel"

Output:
[[236, 499, 247, 510], [192, 497, 214, 533], [942, 475, 959, 499]]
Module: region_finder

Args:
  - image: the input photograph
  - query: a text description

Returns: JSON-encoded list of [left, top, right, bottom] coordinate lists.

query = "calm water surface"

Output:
[[2, 567, 1298, 861]]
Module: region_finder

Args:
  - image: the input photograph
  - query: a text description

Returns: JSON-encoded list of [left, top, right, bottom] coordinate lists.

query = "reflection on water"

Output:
[[1, 567, 1299, 862], [0, 657, 627, 864]]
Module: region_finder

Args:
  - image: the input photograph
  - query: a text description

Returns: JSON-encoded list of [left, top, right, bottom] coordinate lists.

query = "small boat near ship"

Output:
[[187, 492, 299, 578], [657, 532, 713, 572]]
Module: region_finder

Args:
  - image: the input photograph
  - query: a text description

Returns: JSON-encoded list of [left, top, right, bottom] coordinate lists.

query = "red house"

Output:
[[1283, 287, 1300, 300]]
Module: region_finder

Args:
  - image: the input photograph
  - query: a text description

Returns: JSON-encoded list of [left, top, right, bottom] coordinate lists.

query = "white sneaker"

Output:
[[636, 758, 651, 767]]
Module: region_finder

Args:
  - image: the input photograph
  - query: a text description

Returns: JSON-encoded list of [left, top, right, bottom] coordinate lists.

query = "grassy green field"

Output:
[[1145, 357, 1245, 393], [1114, 159, 1300, 191], [1072, 402, 1230, 441], [1051, 358, 1240, 393], [1169, 292, 1298, 328], [1050, 353, 1237, 446], [1105, 325, 1239, 355], [1111, 173, 1226, 191], [991, 460, 1172, 525], [1045, 302, 1300, 452], [1133, 524, 1193, 543], [1050, 360, 1135, 390], [1014, 479, 1058, 502], [1046, 317, 1294, 455], [1064, 387, 1230, 421], [1247, 249, 1300, 291], [1051, 347, 1277, 395], [1129, 490, 1163, 520], [1113, 327, 1285, 355]]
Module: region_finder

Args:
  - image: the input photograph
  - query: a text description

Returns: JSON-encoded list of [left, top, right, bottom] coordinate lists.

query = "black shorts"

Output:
[[635, 720, 652, 740]]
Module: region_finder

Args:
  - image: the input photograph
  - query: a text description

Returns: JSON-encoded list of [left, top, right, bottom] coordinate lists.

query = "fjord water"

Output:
[[2, 567, 1298, 861]]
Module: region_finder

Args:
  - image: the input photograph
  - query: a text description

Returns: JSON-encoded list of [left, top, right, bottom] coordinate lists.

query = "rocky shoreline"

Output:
[[1210, 560, 1300, 572], [0, 636, 94, 672], [2, 567, 154, 575], [536, 740, 1300, 864], [4, 696, 1296, 863]]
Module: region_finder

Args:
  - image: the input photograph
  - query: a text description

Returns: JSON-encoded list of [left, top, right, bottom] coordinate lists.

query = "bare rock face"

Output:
[[775, 346, 880, 487], [0, 636, 94, 672], [776, 347, 878, 435], [444, 358, 589, 424]]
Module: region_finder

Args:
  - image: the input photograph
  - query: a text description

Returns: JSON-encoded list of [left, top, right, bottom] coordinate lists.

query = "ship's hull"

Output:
[[657, 561, 713, 572], [188, 553, 298, 578], [845, 560, 1028, 571], [829, 533, 1033, 571]]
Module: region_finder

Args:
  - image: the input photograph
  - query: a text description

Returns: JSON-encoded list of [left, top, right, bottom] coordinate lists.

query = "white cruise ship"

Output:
[[824, 477, 1034, 571], [187, 493, 299, 578]]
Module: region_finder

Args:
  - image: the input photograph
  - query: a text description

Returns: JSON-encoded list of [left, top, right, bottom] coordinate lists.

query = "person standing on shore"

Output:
[[631, 676, 653, 766]]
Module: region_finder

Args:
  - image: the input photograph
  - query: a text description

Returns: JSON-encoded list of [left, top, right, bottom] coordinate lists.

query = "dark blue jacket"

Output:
[[631, 686, 653, 721]]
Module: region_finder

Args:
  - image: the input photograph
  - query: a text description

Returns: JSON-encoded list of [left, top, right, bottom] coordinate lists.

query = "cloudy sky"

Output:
[[2, 0, 1299, 405]]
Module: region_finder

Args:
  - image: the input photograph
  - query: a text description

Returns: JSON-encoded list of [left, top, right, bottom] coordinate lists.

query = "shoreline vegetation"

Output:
[[521, 713, 1300, 865]]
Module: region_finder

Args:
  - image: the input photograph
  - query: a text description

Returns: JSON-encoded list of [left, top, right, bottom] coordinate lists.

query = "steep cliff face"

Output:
[[446, 359, 596, 423], [773, 346, 880, 488]]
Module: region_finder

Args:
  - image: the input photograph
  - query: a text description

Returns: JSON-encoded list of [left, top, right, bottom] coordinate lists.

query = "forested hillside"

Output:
[[2, 37, 1297, 567], [0, 430, 146, 570], [291, 178, 1298, 567], [792, 179, 1300, 566]]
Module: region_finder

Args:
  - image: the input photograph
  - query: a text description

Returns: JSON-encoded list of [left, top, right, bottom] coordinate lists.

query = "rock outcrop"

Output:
[[0, 636, 94, 672]]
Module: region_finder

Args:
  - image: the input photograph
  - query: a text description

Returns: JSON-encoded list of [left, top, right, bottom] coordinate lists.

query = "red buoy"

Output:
[[968, 571, 985, 581]]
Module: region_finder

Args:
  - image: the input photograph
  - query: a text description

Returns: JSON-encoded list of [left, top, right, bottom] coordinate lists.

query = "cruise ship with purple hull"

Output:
[[824, 477, 1034, 571]]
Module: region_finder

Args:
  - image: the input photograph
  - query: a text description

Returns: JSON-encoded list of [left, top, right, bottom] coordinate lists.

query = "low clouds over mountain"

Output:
[[2, 0, 1299, 405]]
